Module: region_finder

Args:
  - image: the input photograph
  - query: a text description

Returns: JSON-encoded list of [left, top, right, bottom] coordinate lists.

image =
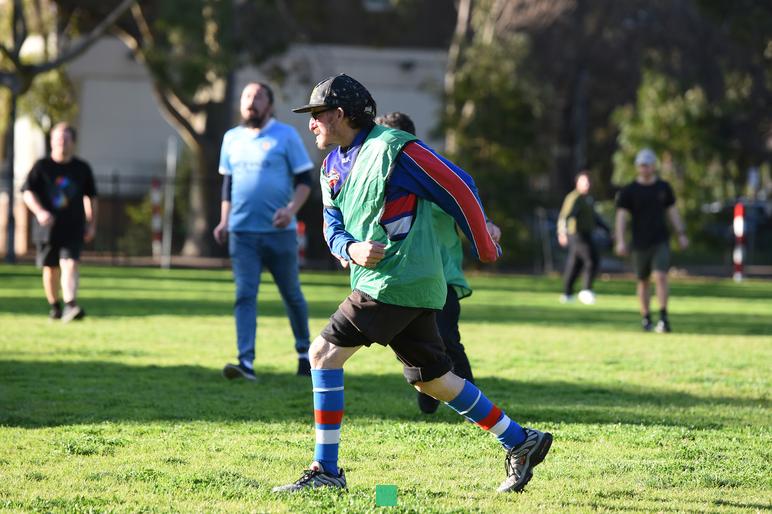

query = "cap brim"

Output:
[[292, 103, 325, 113]]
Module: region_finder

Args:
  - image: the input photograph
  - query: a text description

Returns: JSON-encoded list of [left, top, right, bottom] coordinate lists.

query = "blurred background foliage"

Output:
[[2, 0, 770, 267]]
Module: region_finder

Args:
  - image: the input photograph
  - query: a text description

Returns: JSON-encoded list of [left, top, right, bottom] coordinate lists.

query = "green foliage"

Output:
[[17, 69, 79, 132], [611, 69, 765, 255], [143, 0, 237, 98], [613, 70, 719, 205], [443, 17, 552, 266], [0, 266, 770, 512], [118, 196, 154, 256], [117, 148, 197, 257]]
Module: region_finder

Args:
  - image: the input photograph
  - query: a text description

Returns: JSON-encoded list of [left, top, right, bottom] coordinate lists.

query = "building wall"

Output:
[[62, 38, 447, 185]]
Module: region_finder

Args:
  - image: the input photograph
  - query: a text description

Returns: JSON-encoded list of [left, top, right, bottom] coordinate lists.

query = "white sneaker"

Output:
[[559, 294, 574, 304], [577, 289, 596, 305]]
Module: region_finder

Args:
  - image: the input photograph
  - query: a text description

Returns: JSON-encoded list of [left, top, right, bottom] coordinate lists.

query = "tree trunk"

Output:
[[179, 77, 235, 257], [180, 139, 220, 257], [3, 86, 18, 263], [444, 0, 473, 155]]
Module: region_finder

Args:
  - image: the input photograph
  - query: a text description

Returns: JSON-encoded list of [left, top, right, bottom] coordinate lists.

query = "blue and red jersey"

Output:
[[322, 128, 499, 263]]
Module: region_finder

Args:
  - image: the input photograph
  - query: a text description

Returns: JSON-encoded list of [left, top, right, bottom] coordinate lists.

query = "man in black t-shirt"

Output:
[[22, 122, 97, 322], [615, 148, 688, 333]]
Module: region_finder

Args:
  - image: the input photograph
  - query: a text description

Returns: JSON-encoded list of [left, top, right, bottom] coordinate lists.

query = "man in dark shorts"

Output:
[[22, 122, 97, 322], [272, 74, 552, 494], [615, 148, 688, 332], [375, 111, 502, 414]]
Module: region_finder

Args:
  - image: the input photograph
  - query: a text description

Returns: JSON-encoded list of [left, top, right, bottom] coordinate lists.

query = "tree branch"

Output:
[[150, 81, 201, 150], [0, 44, 17, 65], [113, 25, 204, 119], [11, 0, 29, 59], [112, 25, 201, 145], [130, 2, 154, 48], [31, 0, 135, 74], [0, 72, 16, 90]]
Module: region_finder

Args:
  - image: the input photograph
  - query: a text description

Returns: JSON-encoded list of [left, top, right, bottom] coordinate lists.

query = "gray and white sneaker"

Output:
[[498, 427, 552, 493], [272, 461, 346, 492], [61, 304, 85, 323]]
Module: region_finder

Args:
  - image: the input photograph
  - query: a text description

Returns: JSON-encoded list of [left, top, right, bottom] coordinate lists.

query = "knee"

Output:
[[412, 372, 461, 403], [284, 289, 307, 306], [413, 380, 431, 394], [309, 336, 337, 368], [234, 281, 258, 299], [60, 259, 76, 272]]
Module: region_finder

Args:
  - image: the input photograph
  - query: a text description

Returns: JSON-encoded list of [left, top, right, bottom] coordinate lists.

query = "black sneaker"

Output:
[[417, 392, 440, 414], [498, 428, 552, 493], [297, 357, 311, 376], [222, 362, 256, 381], [272, 461, 347, 492], [641, 316, 653, 332], [655, 319, 671, 333], [49, 303, 62, 321], [61, 304, 85, 323]]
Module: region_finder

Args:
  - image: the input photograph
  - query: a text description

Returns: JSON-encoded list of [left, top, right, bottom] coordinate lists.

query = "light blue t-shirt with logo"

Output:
[[219, 119, 313, 233]]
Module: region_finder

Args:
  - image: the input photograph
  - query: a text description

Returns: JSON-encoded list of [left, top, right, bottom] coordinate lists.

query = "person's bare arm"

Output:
[[84, 196, 98, 242], [667, 205, 689, 250], [615, 208, 630, 256], [213, 201, 232, 245], [273, 184, 312, 229], [23, 190, 53, 226]]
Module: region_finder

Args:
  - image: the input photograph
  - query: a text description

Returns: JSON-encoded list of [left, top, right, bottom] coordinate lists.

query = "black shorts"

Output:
[[320, 290, 453, 384], [36, 241, 82, 268], [632, 242, 670, 280]]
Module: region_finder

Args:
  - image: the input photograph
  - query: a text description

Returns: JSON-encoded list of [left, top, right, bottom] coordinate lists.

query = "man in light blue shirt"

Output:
[[213, 82, 314, 379]]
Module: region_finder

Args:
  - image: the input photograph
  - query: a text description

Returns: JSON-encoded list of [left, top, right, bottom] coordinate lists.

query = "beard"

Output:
[[243, 109, 270, 128]]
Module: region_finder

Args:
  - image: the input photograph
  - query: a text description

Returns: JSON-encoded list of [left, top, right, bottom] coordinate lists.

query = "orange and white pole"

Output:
[[732, 202, 744, 282], [297, 220, 307, 268]]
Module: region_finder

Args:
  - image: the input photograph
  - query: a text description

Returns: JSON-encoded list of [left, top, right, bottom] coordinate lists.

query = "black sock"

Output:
[[659, 308, 668, 320], [66, 300, 77, 307], [50, 301, 62, 310]]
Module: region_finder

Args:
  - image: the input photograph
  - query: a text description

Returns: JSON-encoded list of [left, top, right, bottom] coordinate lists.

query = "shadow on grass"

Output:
[[0, 360, 764, 429], [470, 275, 772, 300], [0, 295, 345, 320], [1, 295, 768, 335], [461, 302, 772, 335]]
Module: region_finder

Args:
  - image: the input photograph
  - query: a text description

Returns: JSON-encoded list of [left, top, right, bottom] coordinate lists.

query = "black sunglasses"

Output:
[[311, 107, 336, 120]]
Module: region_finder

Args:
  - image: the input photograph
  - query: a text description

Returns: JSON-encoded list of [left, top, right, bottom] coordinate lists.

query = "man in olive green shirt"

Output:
[[557, 171, 610, 304]]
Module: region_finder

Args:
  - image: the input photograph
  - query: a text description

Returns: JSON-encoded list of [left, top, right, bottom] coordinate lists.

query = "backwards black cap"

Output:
[[292, 74, 376, 118]]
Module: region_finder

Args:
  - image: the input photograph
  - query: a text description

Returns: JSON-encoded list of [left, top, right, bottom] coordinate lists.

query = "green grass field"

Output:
[[0, 264, 770, 513]]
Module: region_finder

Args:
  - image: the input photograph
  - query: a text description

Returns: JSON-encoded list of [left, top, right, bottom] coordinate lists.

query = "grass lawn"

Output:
[[0, 264, 770, 513]]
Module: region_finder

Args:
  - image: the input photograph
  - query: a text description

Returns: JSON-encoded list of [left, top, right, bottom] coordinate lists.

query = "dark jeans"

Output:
[[436, 285, 474, 383], [563, 233, 599, 296]]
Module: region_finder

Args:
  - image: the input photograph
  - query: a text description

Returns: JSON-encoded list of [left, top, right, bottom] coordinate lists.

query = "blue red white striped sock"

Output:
[[311, 368, 344, 475], [446, 380, 526, 449]]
